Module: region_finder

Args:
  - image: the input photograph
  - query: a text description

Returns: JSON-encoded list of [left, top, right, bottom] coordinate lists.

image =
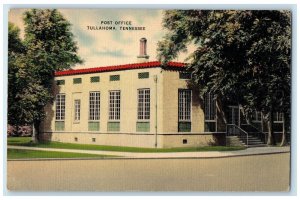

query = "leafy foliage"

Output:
[[8, 9, 82, 139], [8, 22, 28, 126], [23, 9, 82, 87], [157, 10, 291, 145]]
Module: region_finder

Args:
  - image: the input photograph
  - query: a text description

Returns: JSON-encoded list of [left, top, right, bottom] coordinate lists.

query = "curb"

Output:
[[7, 151, 290, 161]]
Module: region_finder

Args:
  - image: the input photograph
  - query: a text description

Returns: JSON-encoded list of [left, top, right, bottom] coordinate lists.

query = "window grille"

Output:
[[89, 92, 100, 120], [178, 90, 191, 132], [252, 110, 262, 122], [204, 92, 216, 121], [274, 112, 284, 122], [74, 99, 80, 121], [178, 90, 191, 121], [55, 94, 65, 121], [137, 89, 150, 120], [204, 92, 216, 132], [109, 90, 121, 120]]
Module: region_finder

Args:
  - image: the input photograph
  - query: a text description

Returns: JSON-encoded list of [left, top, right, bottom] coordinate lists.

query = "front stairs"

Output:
[[226, 135, 266, 148], [226, 124, 266, 148]]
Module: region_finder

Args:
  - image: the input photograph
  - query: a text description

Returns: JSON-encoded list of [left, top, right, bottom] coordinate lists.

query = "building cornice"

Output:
[[55, 61, 186, 77]]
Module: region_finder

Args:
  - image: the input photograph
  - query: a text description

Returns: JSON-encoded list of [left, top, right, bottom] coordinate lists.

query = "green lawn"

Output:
[[7, 149, 115, 159], [7, 137, 32, 145], [7, 137, 245, 152]]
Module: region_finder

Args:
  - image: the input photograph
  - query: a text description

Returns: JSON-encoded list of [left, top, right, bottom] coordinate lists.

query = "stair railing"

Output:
[[240, 123, 267, 144], [226, 124, 248, 146], [248, 124, 267, 144]]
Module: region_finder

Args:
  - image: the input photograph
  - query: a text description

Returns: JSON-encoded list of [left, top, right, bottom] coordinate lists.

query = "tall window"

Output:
[[138, 89, 150, 120], [109, 90, 121, 120], [89, 92, 100, 120], [74, 99, 80, 121], [179, 90, 191, 121], [178, 90, 192, 132], [273, 112, 284, 133], [252, 110, 262, 122], [274, 112, 284, 122], [55, 94, 65, 120], [204, 92, 216, 132]]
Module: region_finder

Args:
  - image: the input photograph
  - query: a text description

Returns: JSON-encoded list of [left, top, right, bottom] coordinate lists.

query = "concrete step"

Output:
[[227, 135, 265, 147], [239, 138, 262, 142], [246, 144, 267, 148], [238, 137, 264, 141], [245, 140, 265, 144], [226, 136, 245, 147], [238, 136, 261, 139], [237, 138, 262, 142], [247, 143, 264, 146]]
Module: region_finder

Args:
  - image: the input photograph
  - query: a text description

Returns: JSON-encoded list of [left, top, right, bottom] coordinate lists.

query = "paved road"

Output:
[[7, 153, 290, 192]]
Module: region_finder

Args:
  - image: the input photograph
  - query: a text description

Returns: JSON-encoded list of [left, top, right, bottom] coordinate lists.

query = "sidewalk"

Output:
[[7, 145, 290, 159]]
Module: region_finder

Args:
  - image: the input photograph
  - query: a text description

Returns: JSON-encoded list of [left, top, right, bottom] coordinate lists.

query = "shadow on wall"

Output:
[[187, 80, 204, 109], [39, 80, 61, 142], [207, 133, 226, 146], [187, 79, 228, 133]]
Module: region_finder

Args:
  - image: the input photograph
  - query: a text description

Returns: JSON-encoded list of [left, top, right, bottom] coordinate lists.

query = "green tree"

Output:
[[8, 9, 82, 141], [8, 22, 28, 134], [157, 10, 291, 146], [242, 11, 291, 145]]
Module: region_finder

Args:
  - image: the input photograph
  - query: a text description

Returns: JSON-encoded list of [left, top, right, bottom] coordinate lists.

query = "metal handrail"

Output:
[[247, 123, 267, 143], [241, 123, 267, 144], [226, 124, 249, 145]]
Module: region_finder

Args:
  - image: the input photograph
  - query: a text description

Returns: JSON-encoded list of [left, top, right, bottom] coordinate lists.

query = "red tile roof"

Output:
[[55, 61, 186, 77]]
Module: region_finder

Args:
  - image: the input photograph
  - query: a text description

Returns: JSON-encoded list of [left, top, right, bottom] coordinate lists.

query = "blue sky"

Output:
[[9, 9, 189, 69]]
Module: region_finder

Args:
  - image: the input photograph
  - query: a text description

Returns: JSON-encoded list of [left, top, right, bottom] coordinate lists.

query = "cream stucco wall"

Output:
[[42, 67, 163, 135], [161, 70, 205, 133], [41, 67, 219, 148], [41, 132, 222, 148]]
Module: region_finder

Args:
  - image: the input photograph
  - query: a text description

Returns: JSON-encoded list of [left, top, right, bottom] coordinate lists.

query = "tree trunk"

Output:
[[31, 121, 40, 143], [31, 124, 37, 143], [280, 113, 287, 146], [15, 124, 19, 136], [267, 110, 276, 146]]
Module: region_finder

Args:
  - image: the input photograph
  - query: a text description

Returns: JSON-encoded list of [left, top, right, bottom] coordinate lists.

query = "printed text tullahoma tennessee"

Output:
[[87, 20, 146, 31]]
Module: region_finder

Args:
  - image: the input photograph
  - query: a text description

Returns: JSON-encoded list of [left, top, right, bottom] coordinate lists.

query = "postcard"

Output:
[[7, 8, 291, 192]]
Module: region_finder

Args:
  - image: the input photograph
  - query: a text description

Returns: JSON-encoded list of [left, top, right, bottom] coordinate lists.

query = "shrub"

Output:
[[7, 125, 32, 136]]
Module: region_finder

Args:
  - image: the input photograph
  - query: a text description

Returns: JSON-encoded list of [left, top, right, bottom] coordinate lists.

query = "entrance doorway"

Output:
[[228, 106, 240, 126], [228, 106, 248, 127]]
